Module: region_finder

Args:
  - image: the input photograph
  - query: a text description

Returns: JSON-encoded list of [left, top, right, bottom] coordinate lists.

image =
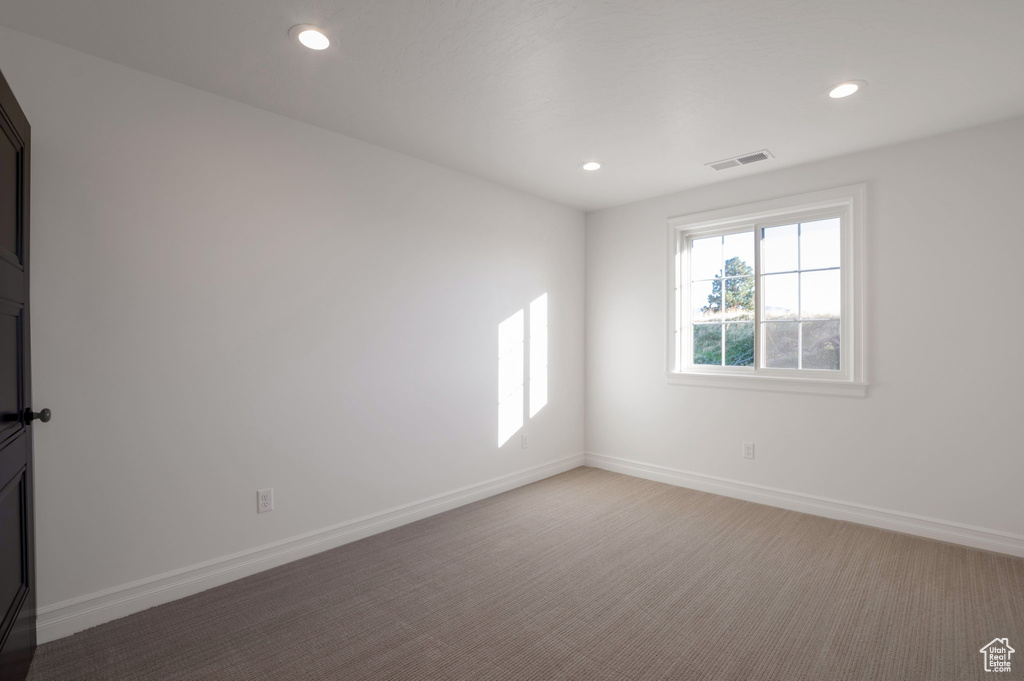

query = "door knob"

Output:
[[26, 408, 51, 423]]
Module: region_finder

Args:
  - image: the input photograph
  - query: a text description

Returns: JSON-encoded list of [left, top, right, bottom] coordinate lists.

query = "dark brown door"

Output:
[[0, 67, 38, 681]]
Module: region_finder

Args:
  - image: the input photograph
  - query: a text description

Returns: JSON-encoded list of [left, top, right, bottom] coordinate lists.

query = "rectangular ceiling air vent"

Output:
[[737, 151, 770, 164], [710, 159, 741, 171], [706, 149, 774, 171]]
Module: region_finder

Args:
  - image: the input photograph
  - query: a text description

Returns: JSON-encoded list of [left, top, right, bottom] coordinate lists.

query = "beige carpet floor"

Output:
[[26, 467, 1024, 680]]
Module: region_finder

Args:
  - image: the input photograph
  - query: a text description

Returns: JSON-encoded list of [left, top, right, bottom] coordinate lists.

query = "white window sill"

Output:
[[667, 371, 867, 397]]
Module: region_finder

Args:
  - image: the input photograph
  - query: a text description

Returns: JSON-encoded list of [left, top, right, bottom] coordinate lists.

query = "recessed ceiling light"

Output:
[[289, 24, 331, 51], [581, 161, 602, 171], [829, 81, 865, 99]]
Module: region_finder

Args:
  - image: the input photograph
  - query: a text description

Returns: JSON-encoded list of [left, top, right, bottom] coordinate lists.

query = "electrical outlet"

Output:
[[521, 432, 529, 449], [742, 442, 755, 460], [257, 488, 274, 513]]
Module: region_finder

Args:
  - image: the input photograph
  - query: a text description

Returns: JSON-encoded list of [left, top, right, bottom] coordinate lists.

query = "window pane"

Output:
[[763, 273, 798, 320], [762, 224, 798, 273], [800, 270, 840, 319], [693, 324, 722, 365], [723, 231, 754, 271], [802, 321, 841, 371], [725, 323, 754, 366], [723, 276, 754, 321], [690, 235, 722, 281], [800, 218, 840, 270], [691, 279, 719, 321], [764, 321, 799, 368]]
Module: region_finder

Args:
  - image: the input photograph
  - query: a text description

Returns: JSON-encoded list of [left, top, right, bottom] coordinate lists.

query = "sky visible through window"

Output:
[[690, 218, 841, 370]]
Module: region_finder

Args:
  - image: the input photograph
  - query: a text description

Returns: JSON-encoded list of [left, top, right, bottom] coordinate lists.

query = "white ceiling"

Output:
[[2, 0, 1023, 210]]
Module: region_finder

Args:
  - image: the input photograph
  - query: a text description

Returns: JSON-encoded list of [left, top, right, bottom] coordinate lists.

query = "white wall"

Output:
[[0, 26, 585, 618], [586, 115, 1024, 538]]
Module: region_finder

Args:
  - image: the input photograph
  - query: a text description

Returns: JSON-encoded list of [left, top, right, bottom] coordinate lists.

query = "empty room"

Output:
[[0, 1, 1022, 679]]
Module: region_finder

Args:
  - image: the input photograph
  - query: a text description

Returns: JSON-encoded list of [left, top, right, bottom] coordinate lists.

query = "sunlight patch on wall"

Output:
[[497, 309, 524, 447], [497, 294, 549, 447], [529, 294, 548, 417]]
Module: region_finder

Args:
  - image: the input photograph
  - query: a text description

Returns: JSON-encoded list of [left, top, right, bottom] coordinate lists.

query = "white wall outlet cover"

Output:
[[742, 442, 755, 460], [257, 488, 274, 513], [521, 433, 529, 449]]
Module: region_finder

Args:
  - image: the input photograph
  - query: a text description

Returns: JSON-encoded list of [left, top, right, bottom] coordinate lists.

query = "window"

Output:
[[668, 185, 865, 396]]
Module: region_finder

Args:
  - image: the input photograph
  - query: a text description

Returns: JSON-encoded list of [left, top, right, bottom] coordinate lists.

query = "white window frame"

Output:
[[667, 185, 866, 397]]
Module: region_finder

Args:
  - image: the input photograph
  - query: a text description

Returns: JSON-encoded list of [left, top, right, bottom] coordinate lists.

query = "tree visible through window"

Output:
[[691, 232, 755, 367]]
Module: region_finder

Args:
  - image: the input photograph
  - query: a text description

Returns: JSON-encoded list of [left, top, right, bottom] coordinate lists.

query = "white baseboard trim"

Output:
[[36, 453, 585, 644], [585, 452, 1024, 558]]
